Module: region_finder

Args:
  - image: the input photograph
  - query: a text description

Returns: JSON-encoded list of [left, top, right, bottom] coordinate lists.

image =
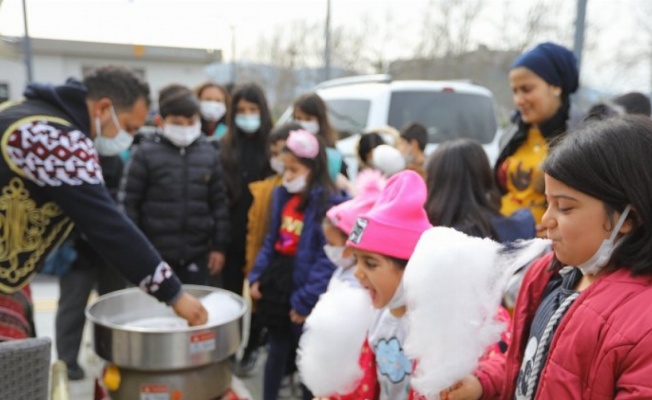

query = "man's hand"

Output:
[[290, 309, 307, 325], [208, 251, 225, 276], [172, 291, 208, 326], [250, 281, 262, 300]]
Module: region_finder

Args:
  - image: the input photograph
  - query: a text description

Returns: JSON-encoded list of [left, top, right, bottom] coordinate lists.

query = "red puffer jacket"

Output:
[[477, 252, 652, 399]]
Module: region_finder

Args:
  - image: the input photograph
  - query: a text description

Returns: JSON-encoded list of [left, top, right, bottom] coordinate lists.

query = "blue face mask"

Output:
[[235, 114, 261, 134]]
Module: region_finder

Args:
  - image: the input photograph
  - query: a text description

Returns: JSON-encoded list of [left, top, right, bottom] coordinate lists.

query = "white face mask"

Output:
[[162, 121, 202, 148], [577, 205, 631, 275], [298, 120, 319, 135], [283, 173, 308, 193], [323, 245, 355, 269], [387, 279, 406, 310], [94, 106, 134, 156], [200, 101, 226, 122], [270, 156, 285, 175]]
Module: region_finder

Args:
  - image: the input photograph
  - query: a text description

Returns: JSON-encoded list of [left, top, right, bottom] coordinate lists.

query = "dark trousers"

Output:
[[213, 247, 245, 295], [172, 254, 209, 285], [260, 255, 313, 400], [263, 328, 313, 400], [55, 245, 126, 367]]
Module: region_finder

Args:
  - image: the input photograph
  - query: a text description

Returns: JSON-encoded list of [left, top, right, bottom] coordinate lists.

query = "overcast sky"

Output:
[[0, 0, 649, 93]]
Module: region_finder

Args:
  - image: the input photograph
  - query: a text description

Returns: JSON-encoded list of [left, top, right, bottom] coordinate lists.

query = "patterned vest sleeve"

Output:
[[1, 118, 181, 303]]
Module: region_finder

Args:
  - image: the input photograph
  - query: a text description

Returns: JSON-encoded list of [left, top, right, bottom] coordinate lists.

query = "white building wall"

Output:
[[0, 56, 26, 99], [1, 52, 212, 105]]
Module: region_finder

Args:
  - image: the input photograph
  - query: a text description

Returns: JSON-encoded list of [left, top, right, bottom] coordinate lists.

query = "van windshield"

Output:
[[388, 91, 498, 144], [324, 99, 370, 139]]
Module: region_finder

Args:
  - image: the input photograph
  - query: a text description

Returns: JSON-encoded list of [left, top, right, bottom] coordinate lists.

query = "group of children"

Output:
[[113, 72, 652, 400], [266, 113, 652, 400], [246, 114, 652, 400]]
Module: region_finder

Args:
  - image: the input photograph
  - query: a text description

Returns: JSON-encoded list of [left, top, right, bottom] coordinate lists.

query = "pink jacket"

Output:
[[477, 252, 652, 399]]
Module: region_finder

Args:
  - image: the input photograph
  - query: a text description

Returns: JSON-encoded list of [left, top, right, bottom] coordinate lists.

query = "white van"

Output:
[[279, 75, 502, 177]]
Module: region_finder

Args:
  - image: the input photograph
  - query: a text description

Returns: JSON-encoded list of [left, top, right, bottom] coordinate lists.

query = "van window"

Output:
[[324, 99, 370, 139], [388, 91, 498, 144]]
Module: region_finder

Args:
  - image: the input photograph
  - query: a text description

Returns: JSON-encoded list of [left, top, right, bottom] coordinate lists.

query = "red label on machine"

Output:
[[189, 331, 216, 354], [140, 384, 169, 400]]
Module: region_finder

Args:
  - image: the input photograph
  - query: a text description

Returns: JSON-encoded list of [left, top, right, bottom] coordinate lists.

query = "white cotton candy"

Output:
[[124, 316, 188, 329], [298, 279, 375, 396], [403, 227, 550, 397], [201, 291, 244, 325], [123, 291, 245, 331]]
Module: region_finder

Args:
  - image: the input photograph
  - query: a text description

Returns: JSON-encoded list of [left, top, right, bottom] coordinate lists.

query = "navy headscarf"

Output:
[[511, 42, 579, 96]]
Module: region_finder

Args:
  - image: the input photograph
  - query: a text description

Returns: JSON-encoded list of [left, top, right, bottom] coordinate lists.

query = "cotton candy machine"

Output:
[[86, 285, 248, 400]]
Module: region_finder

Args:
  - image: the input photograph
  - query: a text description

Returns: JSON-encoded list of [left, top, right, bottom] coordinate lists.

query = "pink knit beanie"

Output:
[[326, 169, 386, 235], [346, 170, 432, 260]]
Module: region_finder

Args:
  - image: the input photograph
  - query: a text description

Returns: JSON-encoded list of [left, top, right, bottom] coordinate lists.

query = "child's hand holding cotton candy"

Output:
[[403, 227, 549, 398]]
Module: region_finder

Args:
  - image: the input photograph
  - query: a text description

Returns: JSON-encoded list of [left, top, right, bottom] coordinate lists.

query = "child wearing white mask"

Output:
[[120, 84, 229, 286], [323, 169, 386, 288], [248, 129, 348, 400], [245, 123, 301, 280], [445, 116, 652, 400], [195, 82, 230, 141]]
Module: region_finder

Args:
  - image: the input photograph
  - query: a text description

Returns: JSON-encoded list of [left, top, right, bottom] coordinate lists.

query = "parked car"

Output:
[[278, 75, 501, 177]]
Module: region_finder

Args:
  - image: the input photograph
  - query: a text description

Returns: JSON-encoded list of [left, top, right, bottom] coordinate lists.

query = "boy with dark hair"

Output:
[[120, 84, 229, 285], [399, 122, 428, 178], [0, 66, 206, 342]]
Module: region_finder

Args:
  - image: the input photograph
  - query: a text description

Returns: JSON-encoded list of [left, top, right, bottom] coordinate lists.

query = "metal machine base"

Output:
[[109, 360, 231, 400]]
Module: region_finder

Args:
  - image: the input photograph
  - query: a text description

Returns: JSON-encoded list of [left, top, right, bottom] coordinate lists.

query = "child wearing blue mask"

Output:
[[293, 92, 348, 181], [218, 83, 275, 297], [120, 84, 229, 285]]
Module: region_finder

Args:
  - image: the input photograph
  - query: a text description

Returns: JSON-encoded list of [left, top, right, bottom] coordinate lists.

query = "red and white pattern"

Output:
[[139, 261, 174, 294], [6, 120, 103, 187]]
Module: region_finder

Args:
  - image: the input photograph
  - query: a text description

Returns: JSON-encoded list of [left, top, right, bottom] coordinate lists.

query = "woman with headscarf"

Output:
[[495, 42, 579, 232]]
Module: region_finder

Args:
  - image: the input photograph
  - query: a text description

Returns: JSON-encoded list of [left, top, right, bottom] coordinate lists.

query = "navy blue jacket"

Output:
[[249, 185, 347, 317], [491, 208, 536, 243], [0, 79, 181, 302]]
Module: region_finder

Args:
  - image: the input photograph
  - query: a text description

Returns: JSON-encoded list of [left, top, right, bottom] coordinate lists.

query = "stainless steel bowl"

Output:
[[86, 285, 247, 371]]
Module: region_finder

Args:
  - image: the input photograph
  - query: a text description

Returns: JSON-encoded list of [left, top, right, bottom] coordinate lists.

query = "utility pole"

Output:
[[230, 25, 236, 84], [323, 0, 331, 82], [573, 0, 588, 72], [22, 0, 34, 83]]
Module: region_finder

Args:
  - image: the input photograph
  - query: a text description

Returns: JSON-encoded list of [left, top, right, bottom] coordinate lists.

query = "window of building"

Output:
[[0, 83, 9, 103]]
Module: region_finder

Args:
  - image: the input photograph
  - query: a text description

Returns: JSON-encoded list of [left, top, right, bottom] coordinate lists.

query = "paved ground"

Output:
[[31, 274, 303, 400]]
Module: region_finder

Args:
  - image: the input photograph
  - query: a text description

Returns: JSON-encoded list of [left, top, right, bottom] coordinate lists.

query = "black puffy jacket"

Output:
[[119, 134, 229, 267]]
